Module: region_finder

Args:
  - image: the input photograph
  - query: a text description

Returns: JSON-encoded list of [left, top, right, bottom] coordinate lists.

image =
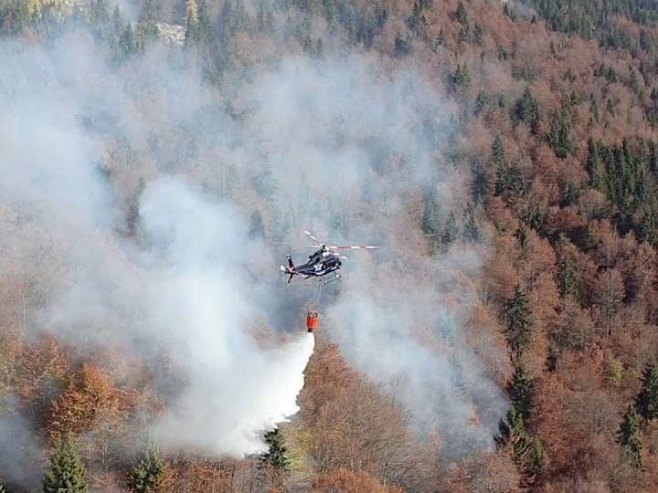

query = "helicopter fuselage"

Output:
[[281, 247, 342, 282], [292, 248, 342, 278]]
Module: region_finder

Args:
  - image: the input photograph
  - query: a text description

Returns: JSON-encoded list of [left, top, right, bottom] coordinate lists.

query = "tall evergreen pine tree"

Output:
[[504, 285, 533, 358], [131, 441, 165, 493], [495, 406, 523, 448], [547, 108, 576, 158], [471, 159, 488, 205], [618, 405, 643, 468], [509, 363, 535, 421], [260, 428, 291, 473], [441, 211, 458, 246], [463, 207, 482, 242], [185, 0, 200, 45], [43, 435, 88, 493], [492, 136, 512, 196], [455, 1, 468, 25], [421, 188, 441, 251], [513, 87, 541, 134], [530, 437, 545, 476], [558, 254, 579, 298], [635, 362, 658, 420]]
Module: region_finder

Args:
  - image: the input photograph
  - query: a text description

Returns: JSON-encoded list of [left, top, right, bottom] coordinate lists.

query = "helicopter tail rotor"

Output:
[[283, 255, 296, 283]]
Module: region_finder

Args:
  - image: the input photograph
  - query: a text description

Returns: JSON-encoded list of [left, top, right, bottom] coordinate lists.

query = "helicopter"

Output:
[[280, 230, 378, 283]]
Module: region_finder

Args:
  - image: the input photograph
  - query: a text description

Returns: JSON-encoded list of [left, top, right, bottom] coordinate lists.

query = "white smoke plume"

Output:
[[139, 177, 315, 455], [0, 401, 43, 491], [0, 34, 316, 458], [0, 10, 507, 479], [241, 57, 508, 452]]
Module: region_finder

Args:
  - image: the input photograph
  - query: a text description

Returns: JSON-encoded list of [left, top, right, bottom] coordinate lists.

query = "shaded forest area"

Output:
[[3, 0, 658, 491]]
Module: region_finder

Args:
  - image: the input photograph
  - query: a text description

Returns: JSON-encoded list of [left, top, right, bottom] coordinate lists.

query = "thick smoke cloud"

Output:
[[140, 177, 315, 455], [326, 252, 507, 456], [241, 57, 507, 452], [0, 35, 315, 458], [0, 402, 43, 491], [0, 14, 506, 475]]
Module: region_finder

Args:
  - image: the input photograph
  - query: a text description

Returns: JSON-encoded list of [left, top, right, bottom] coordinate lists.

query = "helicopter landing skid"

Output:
[[319, 273, 341, 285]]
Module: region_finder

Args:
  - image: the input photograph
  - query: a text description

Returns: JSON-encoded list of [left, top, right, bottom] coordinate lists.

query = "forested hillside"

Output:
[[2, 0, 658, 492]]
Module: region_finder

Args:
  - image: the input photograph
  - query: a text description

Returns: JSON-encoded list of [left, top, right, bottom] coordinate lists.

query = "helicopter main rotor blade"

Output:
[[304, 230, 378, 250], [328, 245, 379, 250], [303, 230, 324, 246]]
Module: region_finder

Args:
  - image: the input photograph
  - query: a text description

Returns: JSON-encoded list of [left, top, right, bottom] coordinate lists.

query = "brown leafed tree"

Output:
[[310, 468, 404, 493]]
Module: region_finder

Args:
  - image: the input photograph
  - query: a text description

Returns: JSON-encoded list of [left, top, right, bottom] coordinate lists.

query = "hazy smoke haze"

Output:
[[0, 12, 506, 475]]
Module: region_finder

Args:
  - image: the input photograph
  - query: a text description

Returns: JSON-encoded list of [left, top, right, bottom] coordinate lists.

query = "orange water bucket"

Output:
[[306, 310, 319, 332]]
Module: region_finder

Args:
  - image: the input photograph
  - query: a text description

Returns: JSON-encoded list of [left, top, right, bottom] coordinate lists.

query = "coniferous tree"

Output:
[[89, 0, 110, 40], [529, 437, 545, 476], [421, 188, 441, 251], [394, 33, 411, 57], [256, 2, 275, 33], [134, 21, 158, 52], [558, 254, 579, 298], [43, 435, 88, 493], [509, 364, 535, 421], [561, 181, 579, 206], [471, 159, 488, 205], [635, 362, 658, 421], [547, 342, 559, 372], [503, 3, 516, 21], [618, 405, 643, 468], [492, 136, 511, 196], [111, 5, 124, 43], [640, 205, 658, 246], [116, 23, 136, 62], [260, 428, 291, 473], [547, 109, 576, 159], [473, 22, 484, 45], [474, 91, 492, 116], [455, 1, 468, 25], [495, 407, 529, 453], [232, 0, 249, 33], [513, 88, 542, 134], [408, 1, 428, 37], [248, 210, 265, 239], [441, 211, 458, 246], [450, 64, 471, 90], [185, 0, 200, 46], [463, 207, 482, 242], [0, 1, 29, 36], [590, 97, 600, 123], [130, 441, 165, 493], [504, 285, 533, 358], [495, 392, 543, 476], [515, 224, 529, 250], [494, 406, 517, 448], [196, 4, 215, 47]]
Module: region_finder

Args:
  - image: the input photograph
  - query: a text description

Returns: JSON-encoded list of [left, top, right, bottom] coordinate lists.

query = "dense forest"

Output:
[[2, 0, 658, 491]]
